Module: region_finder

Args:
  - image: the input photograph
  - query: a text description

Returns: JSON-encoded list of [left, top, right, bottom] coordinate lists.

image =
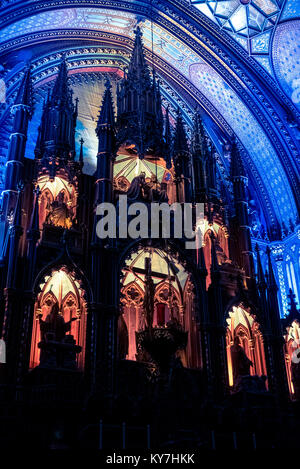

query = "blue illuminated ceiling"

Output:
[[192, 0, 281, 39], [190, 0, 300, 77], [0, 0, 299, 233]]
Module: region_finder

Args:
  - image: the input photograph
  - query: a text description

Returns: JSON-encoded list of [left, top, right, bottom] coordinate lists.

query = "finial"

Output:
[[135, 25, 142, 38], [79, 137, 84, 166], [96, 79, 115, 133], [12, 64, 33, 115], [105, 78, 111, 90]]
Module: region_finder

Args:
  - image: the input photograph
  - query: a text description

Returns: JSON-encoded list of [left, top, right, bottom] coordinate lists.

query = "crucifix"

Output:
[[123, 253, 177, 329]]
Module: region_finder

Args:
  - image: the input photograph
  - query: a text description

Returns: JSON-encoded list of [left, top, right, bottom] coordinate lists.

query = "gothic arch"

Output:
[[30, 263, 92, 370], [225, 303, 267, 387], [284, 320, 300, 399], [118, 241, 201, 367]]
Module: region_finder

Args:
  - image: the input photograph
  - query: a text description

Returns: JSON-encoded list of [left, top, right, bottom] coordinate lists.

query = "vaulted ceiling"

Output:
[[0, 0, 299, 236]]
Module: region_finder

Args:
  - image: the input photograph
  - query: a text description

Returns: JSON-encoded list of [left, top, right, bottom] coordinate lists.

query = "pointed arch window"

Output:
[[37, 175, 77, 230], [119, 247, 200, 367], [113, 148, 175, 203], [284, 321, 300, 398], [30, 268, 87, 370], [226, 305, 267, 387]]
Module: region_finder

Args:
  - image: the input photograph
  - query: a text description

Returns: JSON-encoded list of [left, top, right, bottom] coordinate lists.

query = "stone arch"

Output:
[[30, 264, 91, 370], [225, 303, 267, 387], [284, 319, 300, 399], [118, 240, 201, 367]]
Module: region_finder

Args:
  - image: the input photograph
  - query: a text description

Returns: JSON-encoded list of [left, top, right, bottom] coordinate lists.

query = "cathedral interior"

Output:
[[0, 0, 299, 450]]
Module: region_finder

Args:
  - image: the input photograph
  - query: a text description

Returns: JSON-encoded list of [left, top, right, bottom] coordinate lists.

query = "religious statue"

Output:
[[143, 175, 168, 203], [38, 302, 77, 342], [45, 191, 72, 229], [126, 172, 168, 203], [39, 190, 52, 226], [230, 336, 253, 384], [126, 172, 146, 201]]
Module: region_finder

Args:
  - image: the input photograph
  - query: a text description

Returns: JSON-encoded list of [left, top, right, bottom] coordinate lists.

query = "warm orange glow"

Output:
[[113, 151, 176, 203], [284, 320, 300, 397], [30, 268, 87, 370], [226, 305, 267, 387], [37, 175, 77, 230], [119, 248, 199, 367], [202, 224, 229, 289]]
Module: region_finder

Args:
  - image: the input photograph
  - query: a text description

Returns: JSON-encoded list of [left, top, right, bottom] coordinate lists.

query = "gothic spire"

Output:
[[1, 66, 33, 221], [206, 139, 217, 195], [95, 79, 116, 204], [50, 55, 72, 108], [191, 109, 209, 157], [230, 138, 246, 179], [35, 55, 77, 159], [79, 137, 84, 168], [191, 110, 201, 153], [266, 246, 277, 290], [154, 77, 164, 140], [96, 79, 115, 134], [173, 108, 191, 201], [163, 106, 172, 169], [116, 27, 162, 158], [127, 26, 151, 84], [191, 110, 208, 202], [173, 108, 189, 158], [13, 64, 33, 112]]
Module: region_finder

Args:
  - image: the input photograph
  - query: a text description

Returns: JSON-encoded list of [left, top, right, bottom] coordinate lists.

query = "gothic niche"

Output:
[[37, 175, 77, 230], [30, 268, 87, 370], [226, 305, 267, 389], [113, 147, 176, 204], [119, 247, 199, 369], [202, 224, 230, 288], [284, 320, 300, 400]]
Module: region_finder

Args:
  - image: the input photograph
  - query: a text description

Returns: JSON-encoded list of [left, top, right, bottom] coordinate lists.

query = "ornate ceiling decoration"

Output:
[[192, 0, 281, 39], [0, 0, 299, 231], [190, 0, 300, 77]]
